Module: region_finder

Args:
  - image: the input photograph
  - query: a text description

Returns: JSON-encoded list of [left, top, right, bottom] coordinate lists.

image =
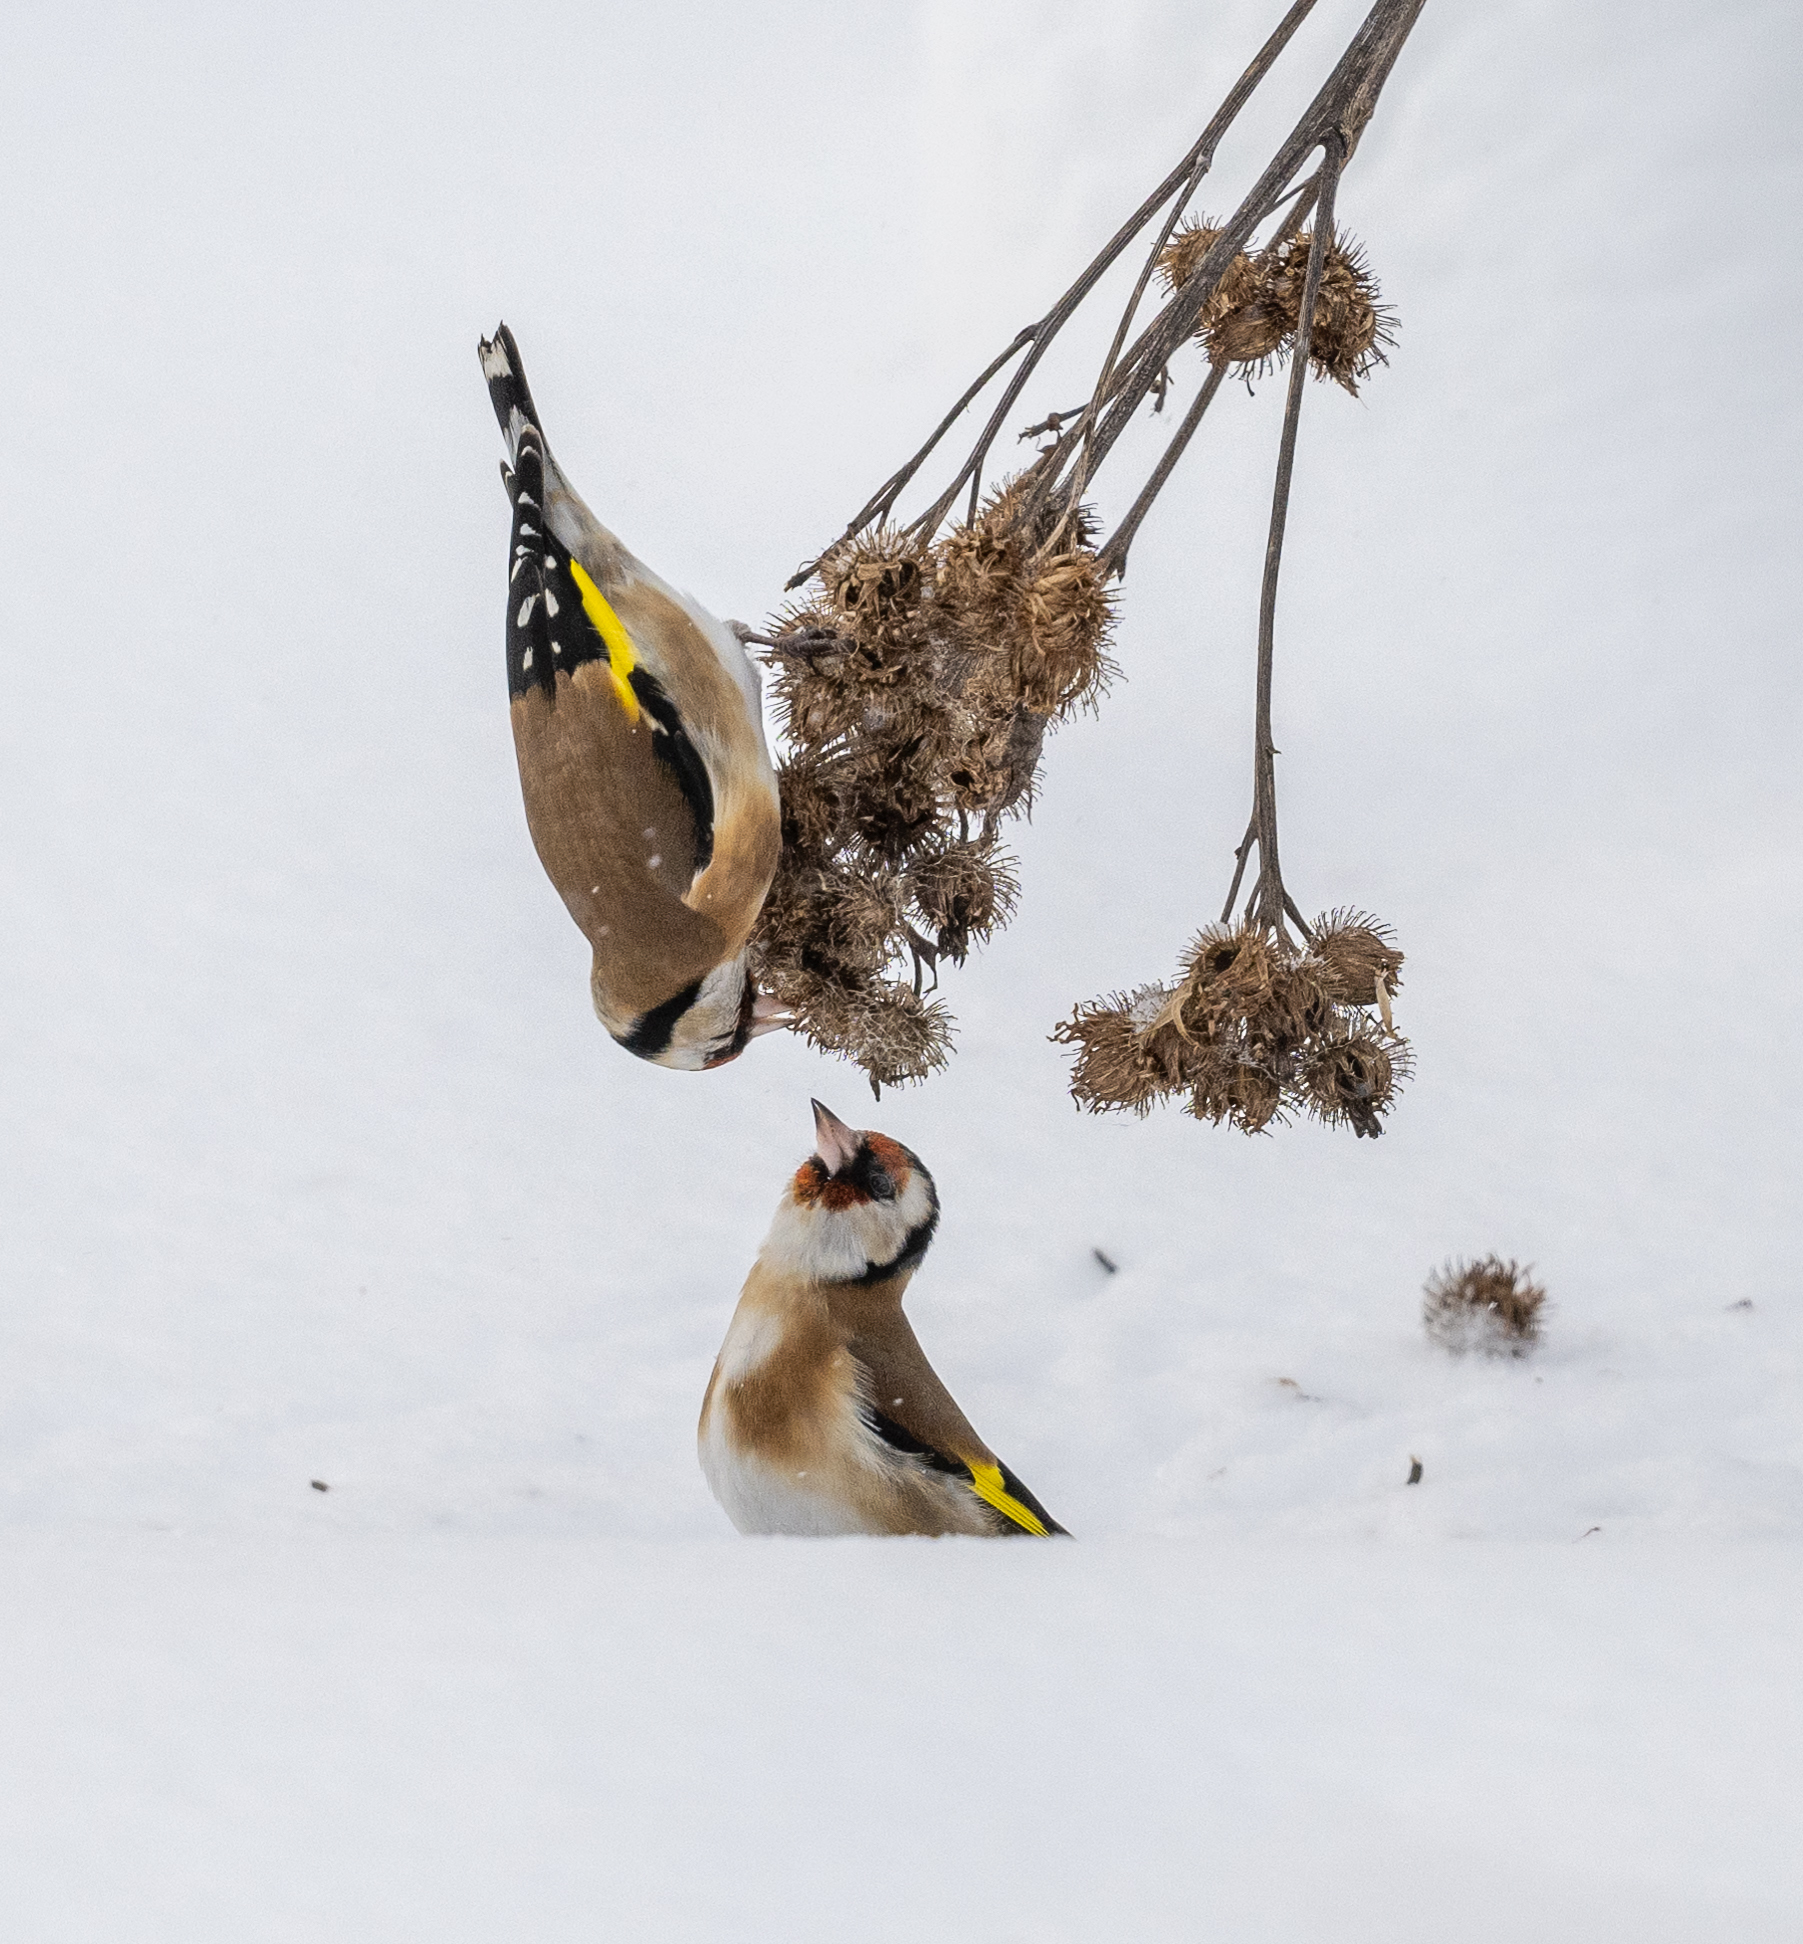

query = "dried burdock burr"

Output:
[[1301, 1026, 1400, 1139], [844, 735, 944, 862], [1170, 922, 1279, 1039], [904, 840, 1019, 964], [1306, 908, 1404, 1013], [934, 484, 1030, 658], [1052, 986, 1186, 1117], [841, 980, 954, 1089], [1185, 1045, 1286, 1135], [1009, 545, 1116, 715], [819, 527, 929, 634], [1268, 227, 1395, 395], [757, 0, 1426, 1094], [775, 753, 846, 857], [1423, 1256, 1548, 1357], [822, 866, 904, 975]]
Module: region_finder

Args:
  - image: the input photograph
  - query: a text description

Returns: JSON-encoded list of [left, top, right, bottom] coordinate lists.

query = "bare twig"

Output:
[[1220, 811, 1259, 924], [1097, 363, 1228, 581], [1245, 131, 1346, 942], [898, 0, 1326, 547]]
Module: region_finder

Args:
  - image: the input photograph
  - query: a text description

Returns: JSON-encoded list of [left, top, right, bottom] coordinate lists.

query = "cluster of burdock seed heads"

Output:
[[1052, 911, 1409, 1137], [1158, 218, 1394, 394], [751, 477, 1115, 1088], [1423, 1255, 1548, 1357]]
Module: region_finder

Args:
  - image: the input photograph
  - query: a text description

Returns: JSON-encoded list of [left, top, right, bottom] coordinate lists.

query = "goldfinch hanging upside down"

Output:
[[478, 323, 785, 1069], [699, 1101, 1068, 1537]]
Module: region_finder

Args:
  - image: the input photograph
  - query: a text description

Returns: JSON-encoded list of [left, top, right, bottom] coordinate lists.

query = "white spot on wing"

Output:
[[480, 341, 513, 379], [517, 594, 538, 626], [544, 590, 559, 616]]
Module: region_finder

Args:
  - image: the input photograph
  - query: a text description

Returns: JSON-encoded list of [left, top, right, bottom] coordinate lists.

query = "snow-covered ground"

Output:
[[3, 1, 1800, 1935]]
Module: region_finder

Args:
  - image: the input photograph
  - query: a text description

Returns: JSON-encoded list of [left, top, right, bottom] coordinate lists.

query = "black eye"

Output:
[[866, 1167, 894, 1201]]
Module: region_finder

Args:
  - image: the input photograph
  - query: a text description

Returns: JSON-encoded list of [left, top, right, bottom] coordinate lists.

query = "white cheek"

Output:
[[760, 1197, 866, 1284], [895, 1174, 934, 1234]]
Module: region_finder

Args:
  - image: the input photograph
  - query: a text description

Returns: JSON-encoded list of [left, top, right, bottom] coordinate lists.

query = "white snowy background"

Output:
[[3, 1, 1799, 1937]]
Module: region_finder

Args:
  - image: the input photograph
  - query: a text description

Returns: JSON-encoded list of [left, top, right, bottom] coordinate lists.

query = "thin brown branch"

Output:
[[1097, 361, 1228, 581], [1220, 812, 1259, 924], [1058, 0, 1423, 505], [898, 0, 1326, 544], [785, 329, 1033, 589], [1249, 131, 1345, 940]]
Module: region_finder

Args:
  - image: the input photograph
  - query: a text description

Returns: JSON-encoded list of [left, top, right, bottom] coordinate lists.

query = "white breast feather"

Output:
[[698, 1387, 880, 1537]]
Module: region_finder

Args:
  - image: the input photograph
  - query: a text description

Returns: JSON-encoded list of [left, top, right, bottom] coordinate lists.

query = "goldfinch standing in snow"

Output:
[[699, 1101, 1067, 1537], [479, 323, 784, 1068]]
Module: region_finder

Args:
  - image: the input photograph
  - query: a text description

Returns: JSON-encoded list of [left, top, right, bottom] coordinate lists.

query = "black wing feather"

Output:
[[866, 1408, 1069, 1537]]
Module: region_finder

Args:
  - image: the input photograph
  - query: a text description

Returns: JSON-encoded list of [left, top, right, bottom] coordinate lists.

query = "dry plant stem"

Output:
[[1072, 0, 1424, 510], [1038, 173, 1324, 550], [792, 0, 1423, 591], [907, 0, 1331, 542], [1220, 811, 1259, 924], [1092, 176, 1327, 577], [1097, 362, 1229, 580], [1247, 132, 1345, 940], [806, 0, 1326, 572]]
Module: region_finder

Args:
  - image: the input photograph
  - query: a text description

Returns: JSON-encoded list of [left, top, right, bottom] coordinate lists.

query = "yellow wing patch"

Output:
[[568, 558, 641, 724], [966, 1461, 1050, 1537]]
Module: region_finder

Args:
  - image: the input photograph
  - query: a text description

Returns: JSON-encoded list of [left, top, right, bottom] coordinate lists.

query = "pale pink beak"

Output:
[[811, 1098, 861, 1175], [748, 992, 794, 1041]]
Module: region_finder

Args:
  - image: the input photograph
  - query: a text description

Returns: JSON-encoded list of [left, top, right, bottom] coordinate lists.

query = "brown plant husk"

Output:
[[823, 866, 904, 974], [1159, 223, 1266, 318], [1423, 1255, 1547, 1357], [1184, 1043, 1286, 1135], [1052, 987, 1186, 1116], [775, 753, 846, 857], [904, 841, 1018, 964], [817, 527, 930, 636], [836, 980, 955, 1088], [1307, 908, 1404, 1009], [1160, 218, 1395, 391], [1168, 922, 1279, 1039], [1266, 227, 1394, 394], [1301, 1026, 1397, 1139], [1054, 910, 1412, 1138], [754, 470, 1108, 1084], [1009, 547, 1115, 714], [843, 733, 944, 863]]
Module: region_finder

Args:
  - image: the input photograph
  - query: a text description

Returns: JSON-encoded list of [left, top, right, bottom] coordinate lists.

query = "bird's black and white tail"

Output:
[[478, 322, 543, 463], [498, 428, 556, 703]]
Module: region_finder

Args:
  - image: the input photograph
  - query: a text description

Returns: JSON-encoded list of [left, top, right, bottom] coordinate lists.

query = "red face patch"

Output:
[[789, 1135, 913, 1209]]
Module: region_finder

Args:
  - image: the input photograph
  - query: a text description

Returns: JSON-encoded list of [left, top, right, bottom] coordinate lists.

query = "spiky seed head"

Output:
[[776, 754, 845, 856], [1171, 922, 1280, 1040], [934, 493, 1027, 659], [1053, 986, 1187, 1116], [1205, 297, 1293, 373], [1183, 1043, 1286, 1134], [1267, 228, 1395, 395], [817, 528, 930, 634], [834, 980, 954, 1088], [1010, 548, 1116, 716], [823, 866, 903, 974], [1160, 221, 1268, 335], [1301, 1027, 1397, 1138], [1307, 909, 1404, 1009], [1245, 955, 1341, 1059], [1423, 1255, 1547, 1357], [904, 840, 1018, 964], [844, 733, 945, 862]]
